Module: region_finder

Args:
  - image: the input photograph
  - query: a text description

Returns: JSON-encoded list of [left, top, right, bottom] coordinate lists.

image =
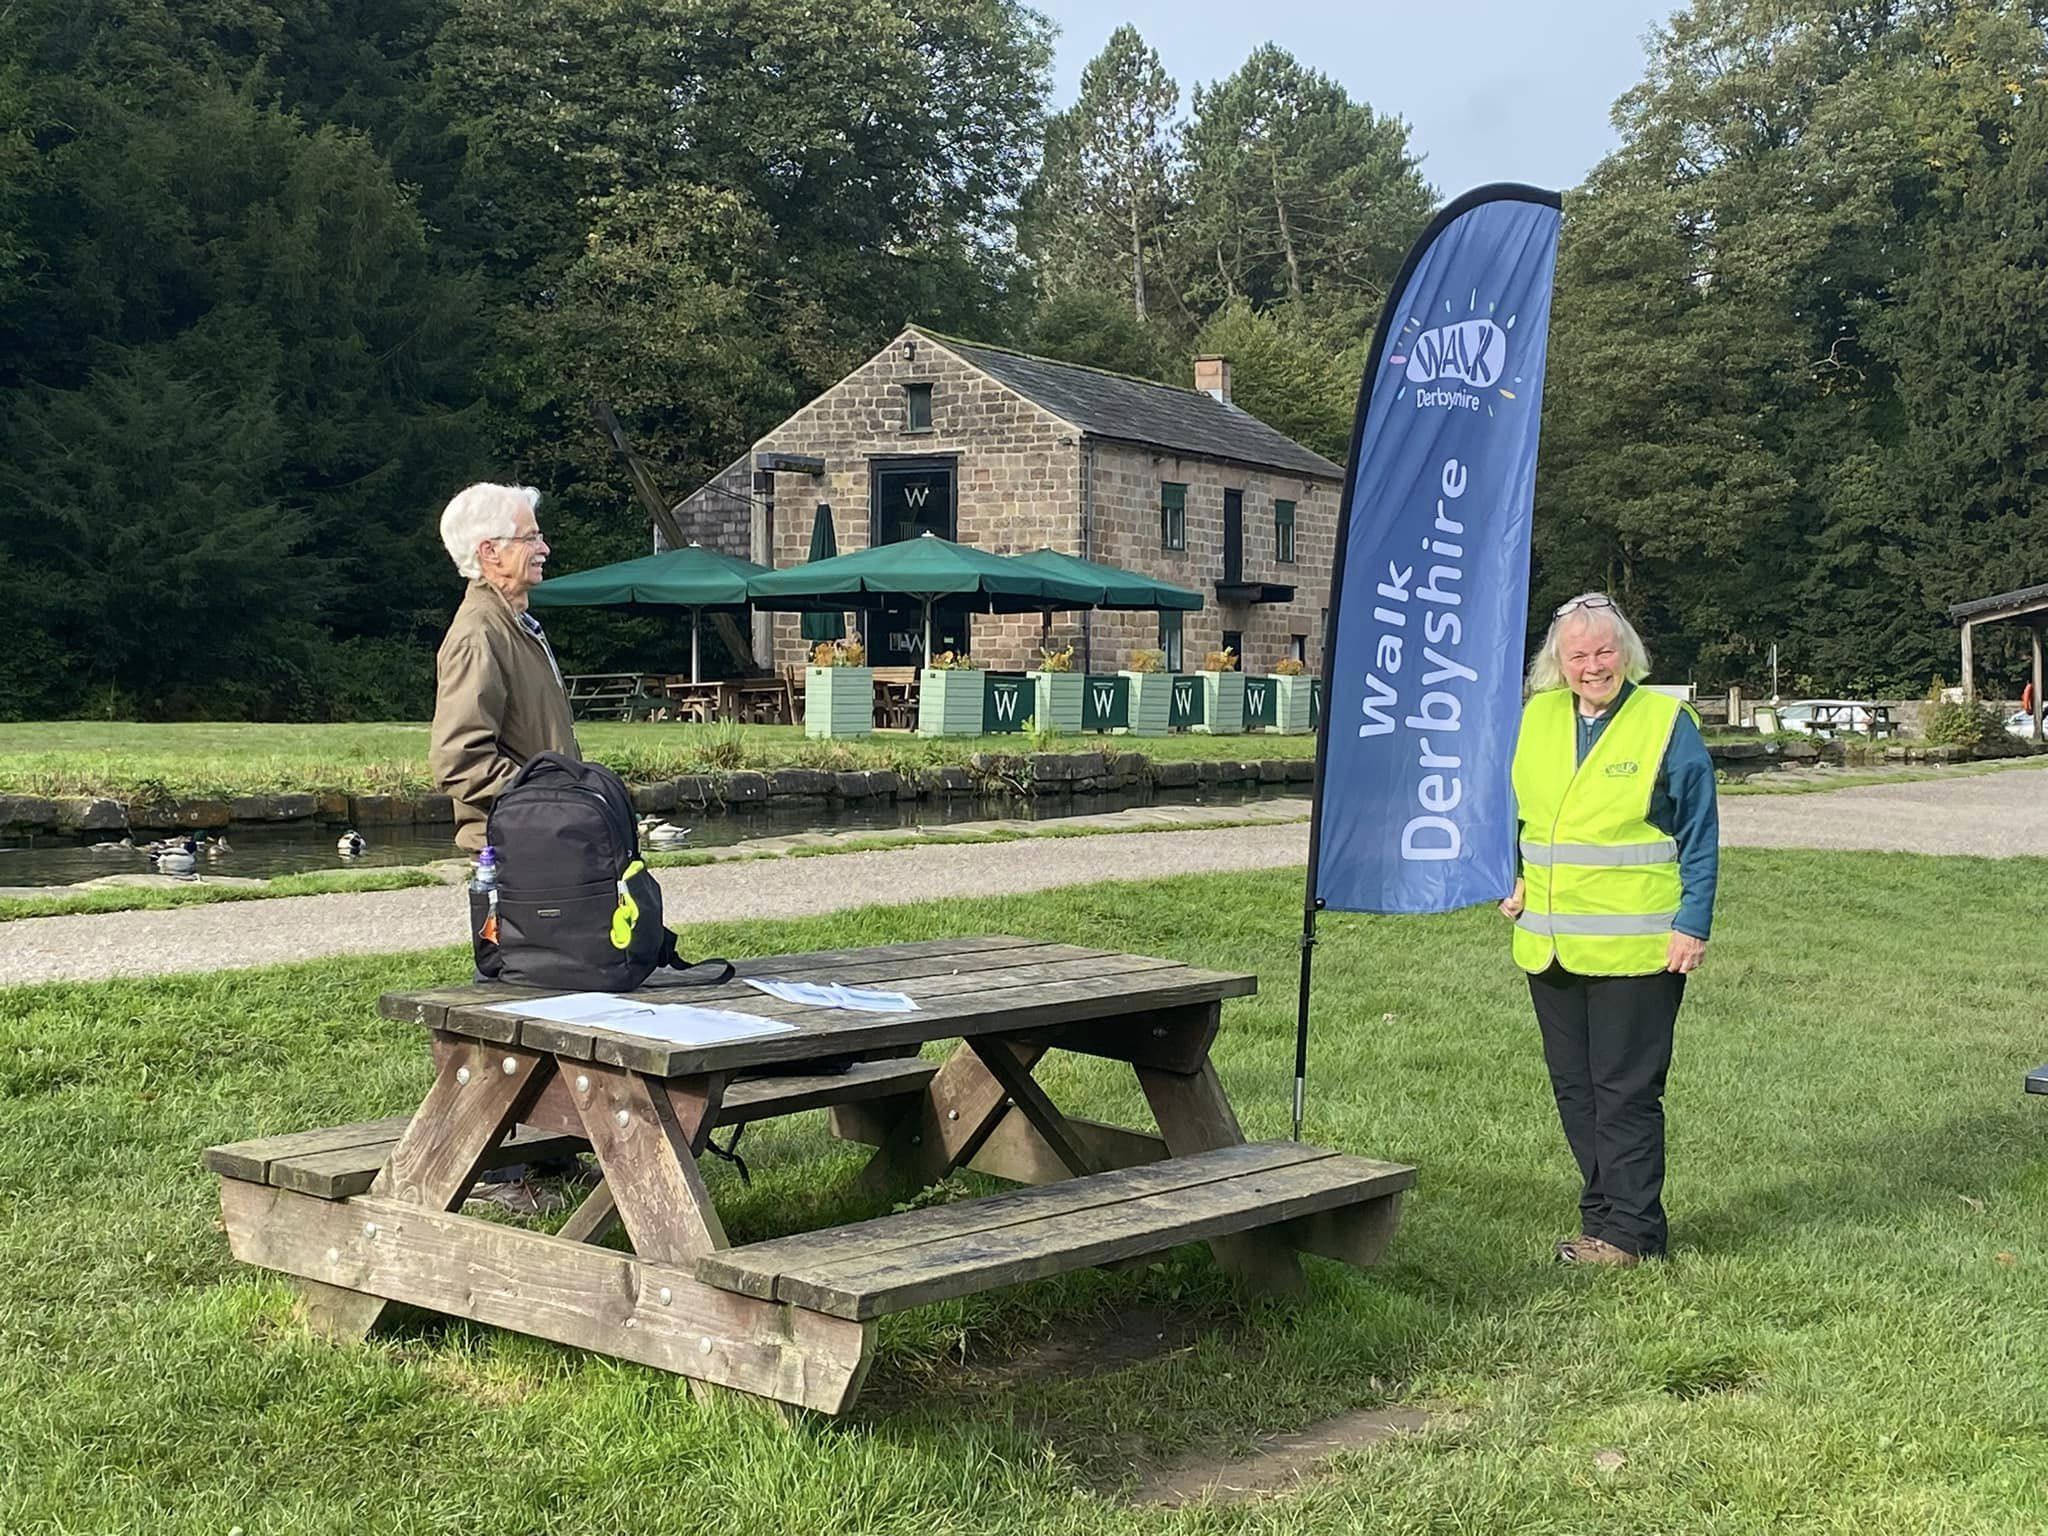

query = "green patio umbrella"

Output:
[[799, 504, 845, 645], [747, 532, 1099, 661], [1006, 547, 1205, 655], [529, 542, 765, 682], [1009, 549, 1204, 611]]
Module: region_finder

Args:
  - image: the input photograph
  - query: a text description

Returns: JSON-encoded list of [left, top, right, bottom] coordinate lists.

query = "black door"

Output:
[[1223, 489, 1244, 583], [867, 458, 966, 666]]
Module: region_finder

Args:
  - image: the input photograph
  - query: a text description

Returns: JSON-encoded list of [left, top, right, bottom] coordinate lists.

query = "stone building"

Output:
[[672, 326, 1345, 675]]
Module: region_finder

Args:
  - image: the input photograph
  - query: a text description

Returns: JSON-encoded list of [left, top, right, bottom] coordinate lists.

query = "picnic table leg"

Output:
[[556, 1070, 730, 1254], [1134, 1015, 1307, 1298], [967, 1039, 1098, 1177], [296, 1038, 554, 1340], [855, 1041, 1049, 1196], [570, 1064, 731, 1263]]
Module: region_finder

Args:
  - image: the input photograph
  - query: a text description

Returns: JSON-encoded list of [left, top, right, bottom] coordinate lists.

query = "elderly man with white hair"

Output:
[[1500, 593, 1718, 1269], [429, 482, 579, 853]]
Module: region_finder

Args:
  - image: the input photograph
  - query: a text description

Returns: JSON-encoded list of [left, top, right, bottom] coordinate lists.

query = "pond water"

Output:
[[0, 781, 1303, 888]]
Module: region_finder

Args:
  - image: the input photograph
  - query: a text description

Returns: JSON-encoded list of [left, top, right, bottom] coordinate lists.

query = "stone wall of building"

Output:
[[751, 332, 1082, 670], [1086, 444, 1338, 678], [664, 455, 755, 560]]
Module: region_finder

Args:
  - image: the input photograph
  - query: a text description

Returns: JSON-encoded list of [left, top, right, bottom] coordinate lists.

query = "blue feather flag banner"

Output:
[[1308, 186, 1563, 916]]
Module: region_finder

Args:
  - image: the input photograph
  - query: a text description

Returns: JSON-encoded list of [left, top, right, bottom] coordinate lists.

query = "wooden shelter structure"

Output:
[[1948, 582, 2048, 740]]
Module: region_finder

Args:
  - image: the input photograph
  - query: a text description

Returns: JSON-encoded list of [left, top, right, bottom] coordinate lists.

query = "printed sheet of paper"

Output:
[[743, 977, 919, 1013], [486, 992, 798, 1045]]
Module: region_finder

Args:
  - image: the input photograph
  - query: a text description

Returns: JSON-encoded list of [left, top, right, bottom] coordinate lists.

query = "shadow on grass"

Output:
[[1679, 1106, 2042, 1257]]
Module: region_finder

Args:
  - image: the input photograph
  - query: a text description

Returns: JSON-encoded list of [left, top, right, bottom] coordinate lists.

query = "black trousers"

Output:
[[1527, 961, 1686, 1257]]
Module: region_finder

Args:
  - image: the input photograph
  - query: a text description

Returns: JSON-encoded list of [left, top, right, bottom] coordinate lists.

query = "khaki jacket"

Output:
[[429, 580, 579, 852]]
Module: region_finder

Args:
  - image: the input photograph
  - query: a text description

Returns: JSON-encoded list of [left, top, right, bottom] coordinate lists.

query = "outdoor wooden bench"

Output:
[[206, 935, 1416, 1416], [204, 1059, 939, 1201], [698, 1141, 1410, 1321]]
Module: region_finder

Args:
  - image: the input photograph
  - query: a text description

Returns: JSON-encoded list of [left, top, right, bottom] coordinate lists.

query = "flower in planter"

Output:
[[1273, 658, 1306, 676], [1126, 649, 1166, 674], [928, 650, 979, 670], [812, 638, 867, 667], [1036, 644, 1076, 673], [1203, 647, 1239, 672]]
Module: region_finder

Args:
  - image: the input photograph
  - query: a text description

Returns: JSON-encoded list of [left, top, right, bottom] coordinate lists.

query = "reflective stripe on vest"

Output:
[[1516, 910, 1681, 938], [1518, 838, 1678, 868], [1510, 686, 1688, 977]]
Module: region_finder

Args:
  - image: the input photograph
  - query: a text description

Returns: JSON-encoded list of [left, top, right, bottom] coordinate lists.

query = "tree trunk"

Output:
[[1270, 154, 1302, 304], [1130, 200, 1148, 320]]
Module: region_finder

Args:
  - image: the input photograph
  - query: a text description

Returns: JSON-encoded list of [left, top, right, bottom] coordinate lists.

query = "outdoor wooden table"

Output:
[[728, 677, 793, 724], [207, 936, 1414, 1415], [659, 679, 730, 723]]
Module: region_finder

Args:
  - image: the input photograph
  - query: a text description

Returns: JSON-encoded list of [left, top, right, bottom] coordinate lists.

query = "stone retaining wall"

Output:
[[4, 739, 2033, 836], [0, 753, 1321, 836]]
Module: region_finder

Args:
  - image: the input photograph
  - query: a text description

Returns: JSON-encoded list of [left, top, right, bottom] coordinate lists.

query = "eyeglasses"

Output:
[[495, 530, 547, 546], [1554, 594, 1617, 619]]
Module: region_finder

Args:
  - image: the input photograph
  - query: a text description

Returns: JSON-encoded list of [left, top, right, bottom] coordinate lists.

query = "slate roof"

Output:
[[1949, 582, 2048, 624], [929, 332, 1346, 482]]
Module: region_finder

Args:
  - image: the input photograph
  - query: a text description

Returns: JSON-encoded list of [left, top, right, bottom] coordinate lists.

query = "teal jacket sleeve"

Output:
[[1650, 712, 1720, 940]]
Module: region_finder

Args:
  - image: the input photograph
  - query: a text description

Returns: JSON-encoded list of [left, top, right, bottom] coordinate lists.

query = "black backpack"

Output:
[[470, 753, 730, 991]]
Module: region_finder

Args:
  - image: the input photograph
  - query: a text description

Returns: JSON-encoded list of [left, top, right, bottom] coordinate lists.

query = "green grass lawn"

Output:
[[5, 850, 2048, 1531], [0, 867, 444, 923], [0, 720, 1317, 799]]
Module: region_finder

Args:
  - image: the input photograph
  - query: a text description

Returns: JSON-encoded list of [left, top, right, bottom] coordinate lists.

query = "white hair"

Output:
[[439, 482, 540, 579], [1526, 594, 1652, 694]]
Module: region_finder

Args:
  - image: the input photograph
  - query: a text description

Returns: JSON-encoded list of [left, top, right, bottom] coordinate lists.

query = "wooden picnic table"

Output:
[[564, 672, 662, 721], [206, 936, 1413, 1415], [1805, 700, 1899, 739]]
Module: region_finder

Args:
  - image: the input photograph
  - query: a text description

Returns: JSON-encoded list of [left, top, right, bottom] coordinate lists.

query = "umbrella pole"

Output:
[[923, 598, 933, 665], [690, 609, 701, 685]]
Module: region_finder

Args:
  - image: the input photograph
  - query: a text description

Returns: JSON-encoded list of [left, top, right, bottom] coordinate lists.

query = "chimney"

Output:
[[1194, 356, 1231, 403]]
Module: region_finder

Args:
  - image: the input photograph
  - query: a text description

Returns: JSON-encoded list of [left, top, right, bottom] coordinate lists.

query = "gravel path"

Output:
[[7, 767, 2044, 987], [1717, 768, 2048, 857], [0, 824, 1314, 987]]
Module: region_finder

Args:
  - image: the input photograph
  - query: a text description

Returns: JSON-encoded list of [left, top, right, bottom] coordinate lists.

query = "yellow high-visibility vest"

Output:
[[1510, 686, 1690, 976]]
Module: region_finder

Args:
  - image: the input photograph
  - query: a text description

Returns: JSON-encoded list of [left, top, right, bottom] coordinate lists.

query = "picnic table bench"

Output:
[[205, 936, 1414, 1415]]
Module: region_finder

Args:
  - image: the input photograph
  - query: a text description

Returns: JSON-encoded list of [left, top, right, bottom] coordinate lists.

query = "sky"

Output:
[[1029, 0, 1679, 196]]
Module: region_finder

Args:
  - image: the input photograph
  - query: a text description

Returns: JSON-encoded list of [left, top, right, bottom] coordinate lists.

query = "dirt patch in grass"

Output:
[[959, 1304, 1226, 1388], [1130, 1404, 1432, 1507]]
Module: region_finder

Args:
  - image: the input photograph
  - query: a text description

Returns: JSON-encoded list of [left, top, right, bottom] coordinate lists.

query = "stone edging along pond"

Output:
[[0, 738, 2020, 837], [0, 750, 1314, 837]]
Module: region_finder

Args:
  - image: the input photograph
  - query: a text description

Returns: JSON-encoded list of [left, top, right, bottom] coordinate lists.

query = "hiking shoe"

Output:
[[1558, 1236, 1640, 1267], [463, 1179, 566, 1217]]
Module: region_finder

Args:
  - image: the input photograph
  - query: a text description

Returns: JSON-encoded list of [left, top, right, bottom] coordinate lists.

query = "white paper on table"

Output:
[[743, 977, 919, 1013], [485, 992, 798, 1046]]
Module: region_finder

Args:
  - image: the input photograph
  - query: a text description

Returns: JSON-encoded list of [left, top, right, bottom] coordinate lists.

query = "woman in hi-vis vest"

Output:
[[1499, 594, 1719, 1267]]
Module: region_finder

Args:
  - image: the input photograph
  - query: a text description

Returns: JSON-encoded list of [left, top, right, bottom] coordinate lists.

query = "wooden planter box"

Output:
[[1118, 671, 1171, 737], [1030, 671, 1084, 734], [918, 668, 985, 736], [805, 666, 873, 738], [1271, 675, 1314, 734], [1195, 670, 1246, 734]]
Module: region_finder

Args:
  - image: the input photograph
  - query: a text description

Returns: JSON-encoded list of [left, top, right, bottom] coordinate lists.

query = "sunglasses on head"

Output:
[[1554, 594, 1617, 619]]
